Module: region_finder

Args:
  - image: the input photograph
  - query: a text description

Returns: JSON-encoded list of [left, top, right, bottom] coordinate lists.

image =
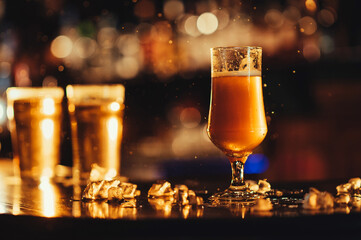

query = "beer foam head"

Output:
[[212, 70, 261, 78], [6, 87, 64, 101], [66, 84, 125, 105], [211, 46, 262, 76]]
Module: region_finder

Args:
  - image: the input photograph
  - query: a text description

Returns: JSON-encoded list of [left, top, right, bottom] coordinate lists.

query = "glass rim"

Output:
[[66, 84, 125, 88], [66, 84, 125, 102], [6, 87, 64, 100], [211, 46, 262, 51]]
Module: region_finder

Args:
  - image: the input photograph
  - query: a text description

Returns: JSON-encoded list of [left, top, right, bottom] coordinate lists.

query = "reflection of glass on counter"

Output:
[[39, 178, 56, 217], [6, 87, 64, 181]]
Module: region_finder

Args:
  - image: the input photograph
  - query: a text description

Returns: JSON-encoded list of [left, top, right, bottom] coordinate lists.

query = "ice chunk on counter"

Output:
[[82, 179, 120, 200], [258, 179, 271, 194], [303, 188, 334, 209], [148, 181, 204, 206], [82, 179, 139, 201], [148, 181, 174, 197], [335, 194, 350, 205], [245, 180, 259, 192], [336, 183, 352, 194], [120, 182, 139, 199], [348, 178, 361, 190], [108, 187, 123, 201]]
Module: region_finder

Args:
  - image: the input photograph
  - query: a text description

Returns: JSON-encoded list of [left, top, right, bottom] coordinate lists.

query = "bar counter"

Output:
[[0, 158, 360, 239]]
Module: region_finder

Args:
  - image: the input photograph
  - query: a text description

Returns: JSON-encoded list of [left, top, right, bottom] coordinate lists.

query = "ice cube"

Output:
[[148, 181, 174, 197], [82, 181, 103, 200], [303, 191, 319, 210], [335, 193, 350, 205], [120, 182, 139, 199], [108, 187, 124, 202], [178, 188, 189, 205], [82, 179, 120, 200], [258, 179, 271, 194], [318, 191, 334, 209], [253, 198, 273, 211], [348, 178, 361, 190], [336, 183, 352, 194], [187, 190, 197, 205], [174, 185, 188, 202], [303, 188, 334, 209], [97, 179, 121, 199], [350, 197, 361, 208], [245, 180, 259, 192]]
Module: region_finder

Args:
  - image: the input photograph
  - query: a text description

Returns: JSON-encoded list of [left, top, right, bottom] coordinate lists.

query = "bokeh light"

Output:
[[116, 34, 140, 56], [97, 27, 117, 49], [14, 63, 31, 86], [184, 15, 201, 37], [50, 35, 73, 58], [163, 0, 184, 20], [283, 6, 301, 23], [319, 34, 335, 54], [299, 16, 317, 35], [244, 154, 269, 174], [180, 107, 201, 129], [42, 76, 58, 87], [213, 9, 230, 30], [196, 12, 218, 35], [317, 9, 336, 27], [74, 37, 97, 58], [264, 9, 284, 29], [303, 41, 321, 62], [115, 56, 139, 79], [305, 0, 317, 12]]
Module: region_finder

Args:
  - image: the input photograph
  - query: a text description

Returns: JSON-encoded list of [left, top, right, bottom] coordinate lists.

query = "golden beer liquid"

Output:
[[69, 100, 124, 180], [207, 73, 267, 161], [12, 98, 62, 179]]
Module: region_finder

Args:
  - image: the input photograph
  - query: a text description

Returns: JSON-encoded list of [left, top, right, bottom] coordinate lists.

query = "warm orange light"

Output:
[[299, 17, 317, 35], [305, 0, 317, 12], [51, 35, 73, 58], [41, 98, 55, 115], [197, 12, 218, 35]]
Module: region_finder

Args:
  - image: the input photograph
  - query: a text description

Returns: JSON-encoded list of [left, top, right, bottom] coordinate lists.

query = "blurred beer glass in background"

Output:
[[6, 87, 64, 181], [66, 85, 125, 183]]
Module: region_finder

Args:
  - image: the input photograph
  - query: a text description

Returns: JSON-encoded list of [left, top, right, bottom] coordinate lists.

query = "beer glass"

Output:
[[66, 85, 125, 182], [6, 87, 64, 181], [207, 46, 267, 203]]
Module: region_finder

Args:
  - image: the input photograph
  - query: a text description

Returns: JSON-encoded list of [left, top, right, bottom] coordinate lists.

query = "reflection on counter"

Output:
[[83, 200, 137, 219]]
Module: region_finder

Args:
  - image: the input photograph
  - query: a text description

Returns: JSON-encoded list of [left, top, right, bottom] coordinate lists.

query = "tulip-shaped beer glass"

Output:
[[207, 46, 267, 203]]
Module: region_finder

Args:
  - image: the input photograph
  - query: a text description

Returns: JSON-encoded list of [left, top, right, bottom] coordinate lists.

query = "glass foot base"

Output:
[[209, 186, 261, 205]]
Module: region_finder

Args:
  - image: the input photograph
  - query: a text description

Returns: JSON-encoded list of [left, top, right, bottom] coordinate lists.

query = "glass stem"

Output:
[[229, 153, 250, 189]]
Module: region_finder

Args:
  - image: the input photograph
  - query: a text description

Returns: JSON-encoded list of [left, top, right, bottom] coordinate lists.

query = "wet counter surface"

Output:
[[0, 158, 360, 239]]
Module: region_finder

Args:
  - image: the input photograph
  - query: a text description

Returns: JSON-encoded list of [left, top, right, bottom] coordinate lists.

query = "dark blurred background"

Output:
[[0, 0, 360, 183]]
